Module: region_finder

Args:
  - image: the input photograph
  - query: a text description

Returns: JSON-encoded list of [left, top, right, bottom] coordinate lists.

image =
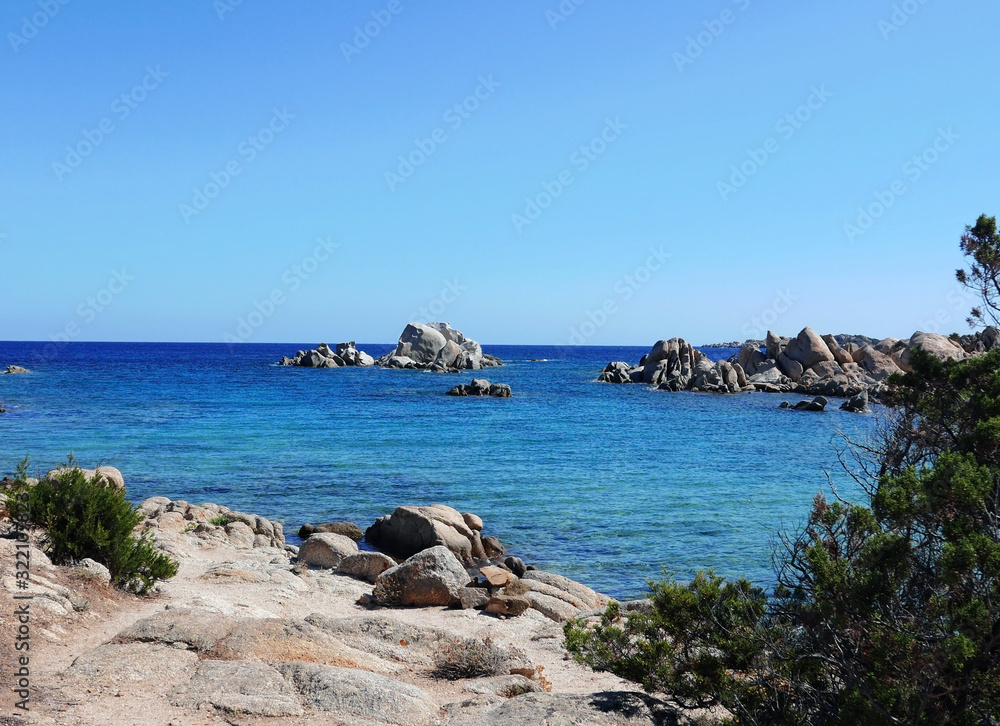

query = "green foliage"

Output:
[[567, 346, 1000, 724], [956, 213, 1000, 327], [5, 457, 177, 595], [209, 514, 237, 527]]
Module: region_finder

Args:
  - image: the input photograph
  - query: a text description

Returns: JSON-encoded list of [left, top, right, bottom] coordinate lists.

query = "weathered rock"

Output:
[[736, 344, 766, 376], [4, 365, 30, 374], [466, 691, 691, 726], [277, 662, 438, 725], [373, 546, 470, 607], [337, 551, 397, 583], [486, 594, 531, 617], [480, 565, 513, 587], [44, 465, 125, 492], [279, 342, 373, 368], [809, 360, 842, 379], [855, 345, 903, 381], [225, 521, 256, 549], [504, 556, 527, 577], [298, 533, 358, 569], [75, 558, 111, 586], [463, 512, 484, 531], [447, 380, 512, 397], [482, 536, 505, 558], [115, 608, 236, 651], [777, 352, 804, 382], [782, 327, 836, 369], [458, 587, 491, 610], [462, 675, 543, 697], [840, 390, 870, 413], [170, 660, 303, 717], [787, 396, 827, 412], [822, 334, 854, 367], [766, 331, 789, 360], [305, 614, 452, 665], [67, 642, 198, 685], [642, 338, 699, 390], [299, 521, 364, 541], [378, 322, 502, 372], [365, 504, 488, 563], [897, 331, 968, 371]]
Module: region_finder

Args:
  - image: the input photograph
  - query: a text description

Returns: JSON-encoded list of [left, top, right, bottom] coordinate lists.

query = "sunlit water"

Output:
[[0, 342, 875, 599]]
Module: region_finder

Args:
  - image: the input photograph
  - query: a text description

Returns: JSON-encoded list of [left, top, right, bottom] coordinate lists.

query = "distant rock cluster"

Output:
[[4, 365, 30, 374], [600, 326, 987, 405], [446, 379, 511, 397], [279, 342, 375, 368], [376, 322, 502, 373]]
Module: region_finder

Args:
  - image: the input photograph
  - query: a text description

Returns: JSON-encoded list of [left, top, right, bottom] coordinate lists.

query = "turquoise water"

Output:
[[0, 342, 875, 599]]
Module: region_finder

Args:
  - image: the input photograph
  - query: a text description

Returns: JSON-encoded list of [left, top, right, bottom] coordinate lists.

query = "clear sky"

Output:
[[2, 0, 998, 346]]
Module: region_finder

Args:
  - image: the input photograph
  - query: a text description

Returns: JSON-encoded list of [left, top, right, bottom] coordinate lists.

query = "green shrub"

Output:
[[5, 457, 177, 595], [209, 514, 238, 527]]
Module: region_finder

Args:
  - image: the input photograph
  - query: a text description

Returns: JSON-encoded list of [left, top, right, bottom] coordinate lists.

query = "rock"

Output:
[[44, 465, 125, 492], [488, 383, 512, 398], [788, 397, 827, 412], [463, 675, 543, 697], [4, 365, 30, 374], [482, 536, 505, 558], [67, 642, 198, 685], [480, 565, 513, 587], [875, 337, 901, 355], [897, 331, 969, 371], [840, 390, 870, 413], [337, 551, 397, 583], [297, 533, 358, 569], [855, 345, 903, 381], [504, 556, 527, 577], [277, 662, 438, 725], [396, 323, 448, 365], [115, 608, 236, 651], [305, 614, 453, 665], [372, 545, 470, 607], [225, 521, 256, 548], [777, 352, 804, 382], [598, 361, 638, 384], [378, 323, 501, 372], [458, 587, 490, 610], [782, 327, 836, 369], [462, 512, 484, 531], [486, 594, 531, 617], [809, 360, 842, 379], [365, 504, 488, 563], [447, 379, 512, 397], [955, 326, 1000, 354], [208, 618, 384, 670], [642, 338, 699, 390], [822, 334, 855, 367], [280, 342, 373, 368], [76, 558, 111, 586], [300, 521, 364, 541], [170, 660, 303, 716], [470, 691, 689, 726], [766, 331, 789, 360], [736, 344, 767, 376]]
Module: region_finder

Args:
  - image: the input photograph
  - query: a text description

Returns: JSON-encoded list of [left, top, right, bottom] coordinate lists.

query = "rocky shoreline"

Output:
[[599, 326, 992, 402], [1, 467, 706, 725]]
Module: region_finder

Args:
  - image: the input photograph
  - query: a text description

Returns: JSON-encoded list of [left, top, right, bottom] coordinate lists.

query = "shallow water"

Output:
[[0, 341, 875, 599]]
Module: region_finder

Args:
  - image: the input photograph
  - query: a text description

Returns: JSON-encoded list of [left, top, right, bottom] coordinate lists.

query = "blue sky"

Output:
[[1, 0, 998, 346]]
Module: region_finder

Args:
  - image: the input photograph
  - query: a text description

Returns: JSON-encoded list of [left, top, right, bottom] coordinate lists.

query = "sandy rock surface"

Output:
[[3, 498, 713, 725]]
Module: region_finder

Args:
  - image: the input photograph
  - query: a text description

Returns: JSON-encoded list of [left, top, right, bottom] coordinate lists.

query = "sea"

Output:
[[0, 341, 877, 599]]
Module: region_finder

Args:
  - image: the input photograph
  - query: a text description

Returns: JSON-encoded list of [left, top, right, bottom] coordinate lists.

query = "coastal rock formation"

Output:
[[298, 533, 359, 569], [372, 545, 470, 607], [4, 365, 30, 374], [840, 390, 870, 413], [138, 496, 286, 550], [279, 341, 375, 368], [779, 396, 829, 412], [299, 520, 364, 541], [365, 504, 492, 564], [956, 325, 1000, 354], [598, 325, 986, 401], [376, 322, 502, 372], [446, 379, 512, 397]]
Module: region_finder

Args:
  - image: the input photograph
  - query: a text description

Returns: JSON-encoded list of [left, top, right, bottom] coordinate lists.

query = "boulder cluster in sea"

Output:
[[376, 322, 503, 372], [446, 379, 512, 397], [4, 365, 30, 374], [599, 326, 990, 402], [278, 322, 503, 374], [279, 341, 375, 368]]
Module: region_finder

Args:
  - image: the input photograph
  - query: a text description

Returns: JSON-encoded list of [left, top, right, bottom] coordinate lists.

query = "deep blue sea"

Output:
[[0, 342, 876, 599]]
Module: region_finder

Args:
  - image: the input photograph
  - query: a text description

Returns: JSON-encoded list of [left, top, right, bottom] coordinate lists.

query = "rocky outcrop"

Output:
[[446, 379, 512, 397], [365, 504, 494, 564], [779, 396, 829, 412], [372, 545, 470, 607], [598, 325, 985, 401], [376, 322, 502, 372], [279, 341, 375, 368], [44, 465, 126, 492], [4, 365, 30, 374], [840, 390, 870, 413], [297, 533, 358, 569], [138, 497, 286, 550], [299, 520, 364, 541], [956, 326, 1000, 354]]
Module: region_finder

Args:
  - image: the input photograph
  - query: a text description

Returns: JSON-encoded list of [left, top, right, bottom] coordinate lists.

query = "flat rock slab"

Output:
[[207, 617, 387, 672], [306, 614, 452, 665], [277, 661, 439, 725], [170, 660, 304, 717], [114, 607, 236, 651], [66, 642, 198, 685], [458, 691, 693, 726]]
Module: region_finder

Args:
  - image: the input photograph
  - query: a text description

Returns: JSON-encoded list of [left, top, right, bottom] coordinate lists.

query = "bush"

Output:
[[567, 346, 1000, 724], [5, 458, 178, 595], [433, 637, 511, 680], [209, 514, 238, 527]]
